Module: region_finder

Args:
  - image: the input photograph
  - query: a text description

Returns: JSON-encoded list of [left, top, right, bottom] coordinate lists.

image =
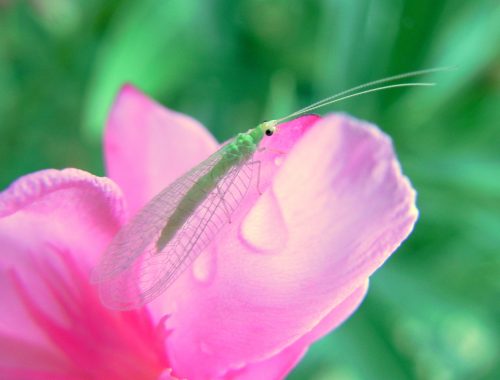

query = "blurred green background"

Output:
[[1, 0, 499, 379]]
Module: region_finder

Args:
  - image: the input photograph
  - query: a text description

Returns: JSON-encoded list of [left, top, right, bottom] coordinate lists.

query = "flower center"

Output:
[[9, 245, 171, 379]]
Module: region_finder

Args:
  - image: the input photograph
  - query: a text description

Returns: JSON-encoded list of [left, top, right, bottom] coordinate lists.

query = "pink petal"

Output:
[[0, 168, 126, 267], [104, 84, 219, 216], [151, 114, 416, 379], [225, 282, 369, 380], [0, 169, 124, 370], [0, 169, 167, 378]]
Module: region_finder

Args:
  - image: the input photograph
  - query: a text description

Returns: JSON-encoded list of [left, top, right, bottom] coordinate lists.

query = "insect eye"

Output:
[[265, 129, 274, 136]]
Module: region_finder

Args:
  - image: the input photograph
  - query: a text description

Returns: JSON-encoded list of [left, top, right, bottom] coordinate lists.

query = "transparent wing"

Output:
[[91, 147, 227, 283], [93, 152, 254, 310]]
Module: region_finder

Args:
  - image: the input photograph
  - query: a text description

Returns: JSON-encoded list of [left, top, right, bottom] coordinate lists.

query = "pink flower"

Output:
[[0, 84, 418, 379]]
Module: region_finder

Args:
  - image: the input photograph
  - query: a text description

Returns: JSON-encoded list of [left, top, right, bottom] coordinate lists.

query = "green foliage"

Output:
[[1, 0, 498, 378]]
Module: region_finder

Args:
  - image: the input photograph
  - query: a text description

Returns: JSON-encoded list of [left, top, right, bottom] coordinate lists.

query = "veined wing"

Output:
[[91, 145, 229, 284], [94, 156, 254, 310]]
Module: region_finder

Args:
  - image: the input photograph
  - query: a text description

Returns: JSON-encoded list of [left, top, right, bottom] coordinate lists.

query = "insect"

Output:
[[91, 67, 448, 310]]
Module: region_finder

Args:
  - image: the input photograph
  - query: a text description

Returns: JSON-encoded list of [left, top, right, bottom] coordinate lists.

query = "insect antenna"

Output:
[[275, 66, 455, 123]]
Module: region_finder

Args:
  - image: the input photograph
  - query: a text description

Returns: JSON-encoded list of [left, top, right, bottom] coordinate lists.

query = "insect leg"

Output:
[[247, 160, 263, 194]]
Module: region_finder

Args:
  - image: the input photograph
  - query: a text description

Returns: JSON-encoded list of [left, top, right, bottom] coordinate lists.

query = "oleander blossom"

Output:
[[0, 84, 418, 379]]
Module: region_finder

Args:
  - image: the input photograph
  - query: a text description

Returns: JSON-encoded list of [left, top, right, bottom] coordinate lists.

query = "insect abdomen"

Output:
[[155, 144, 247, 252]]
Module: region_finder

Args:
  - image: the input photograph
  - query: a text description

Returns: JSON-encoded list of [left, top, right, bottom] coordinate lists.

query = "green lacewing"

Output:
[[91, 68, 449, 310]]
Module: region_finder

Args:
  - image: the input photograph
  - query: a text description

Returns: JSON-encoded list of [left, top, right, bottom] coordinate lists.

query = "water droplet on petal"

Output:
[[274, 156, 284, 166], [240, 190, 288, 253], [199, 341, 214, 355], [192, 247, 216, 285]]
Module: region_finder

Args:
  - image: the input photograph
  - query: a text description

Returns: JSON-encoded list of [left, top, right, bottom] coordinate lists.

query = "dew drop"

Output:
[[240, 190, 288, 253], [274, 156, 284, 166], [199, 341, 214, 355], [191, 247, 216, 285]]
